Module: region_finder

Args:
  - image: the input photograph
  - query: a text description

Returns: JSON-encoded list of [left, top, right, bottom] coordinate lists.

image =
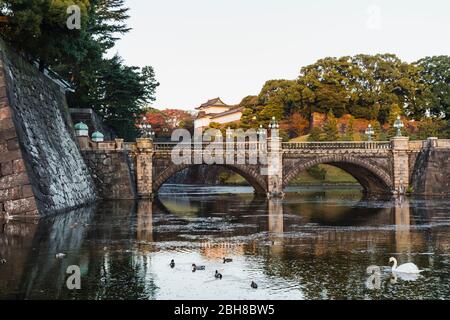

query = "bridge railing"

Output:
[[436, 139, 450, 148], [153, 142, 264, 151], [282, 141, 392, 150]]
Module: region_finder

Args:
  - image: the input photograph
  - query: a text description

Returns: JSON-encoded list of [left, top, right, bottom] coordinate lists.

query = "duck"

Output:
[[215, 270, 223, 280], [223, 257, 233, 263], [192, 264, 206, 272], [389, 257, 423, 274], [55, 253, 67, 259], [0, 258, 6, 264], [251, 281, 258, 289], [170, 259, 175, 268]]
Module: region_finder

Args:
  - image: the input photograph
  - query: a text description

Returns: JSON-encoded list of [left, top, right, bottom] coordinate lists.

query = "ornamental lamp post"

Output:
[[226, 127, 233, 141], [365, 124, 374, 141], [215, 129, 222, 142], [268, 117, 280, 140], [257, 124, 267, 139], [139, 116, 155, 140], [393, 116, 404, 137], [269, 117, 279, 130]]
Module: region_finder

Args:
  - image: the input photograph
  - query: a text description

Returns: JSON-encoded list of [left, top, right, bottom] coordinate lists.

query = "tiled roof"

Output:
[[196, 97, 228, 110]]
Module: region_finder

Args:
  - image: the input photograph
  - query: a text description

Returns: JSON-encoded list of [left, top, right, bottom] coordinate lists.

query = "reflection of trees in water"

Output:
[[10, 201, 158, 300], [284, 192, 393, 227]]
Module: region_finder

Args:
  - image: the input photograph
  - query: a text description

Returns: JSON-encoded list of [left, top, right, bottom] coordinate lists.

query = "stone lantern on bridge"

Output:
[[269, 117, 279, 131], [139, 116, 155, 140], [258, 125, 267, 140], [92, 131, 104, 142], [365, 124, 374, 141], [74, 122, 89, 137], [394, 116, 405, 137]]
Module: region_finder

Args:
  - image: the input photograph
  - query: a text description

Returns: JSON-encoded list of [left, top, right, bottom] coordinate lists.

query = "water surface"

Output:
[[1, 185, 449, 300]]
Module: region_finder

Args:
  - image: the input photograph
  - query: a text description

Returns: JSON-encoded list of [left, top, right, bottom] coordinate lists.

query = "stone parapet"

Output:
[[77, 136, 125, 151]]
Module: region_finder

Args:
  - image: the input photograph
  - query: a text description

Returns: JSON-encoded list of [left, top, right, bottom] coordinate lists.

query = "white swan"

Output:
[[389, 257, 423, 274], [391, 271, 420, 283]]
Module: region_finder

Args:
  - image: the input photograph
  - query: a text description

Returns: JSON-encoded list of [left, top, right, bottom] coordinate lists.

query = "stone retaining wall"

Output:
[[411, 146, 450, 196], [81, 149, 136, 200], [0, 39, 96, 217]]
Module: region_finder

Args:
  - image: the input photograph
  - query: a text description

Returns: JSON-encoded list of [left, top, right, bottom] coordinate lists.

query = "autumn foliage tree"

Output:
[[142, 108, 195, 138], [282, 112, 309, 138]]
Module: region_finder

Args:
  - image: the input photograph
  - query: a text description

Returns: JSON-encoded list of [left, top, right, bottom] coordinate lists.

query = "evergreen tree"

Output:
[[372, 121, 382, 141], [417, 117, 448, 139], [308, 127, 323, 141], [342, 116, 355, 141], [0, 0, 159, 141], [416, 56, 450, 119], [323, 110, 339, 141], [0, 0, 90, 70]]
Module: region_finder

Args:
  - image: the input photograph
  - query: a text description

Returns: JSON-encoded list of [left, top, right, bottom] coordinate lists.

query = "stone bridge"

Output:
[[78, 135, 450, 199]]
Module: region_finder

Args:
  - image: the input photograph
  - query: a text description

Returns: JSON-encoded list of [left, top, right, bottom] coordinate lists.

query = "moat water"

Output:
[[1, 185, 450, 300]]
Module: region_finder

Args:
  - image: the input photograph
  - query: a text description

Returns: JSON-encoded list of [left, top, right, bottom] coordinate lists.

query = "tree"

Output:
[[349, 54, 428, 122], [257, 103, 284, 128], [297, 57, 351, 118], [294, 54, 430, 123], [238, 53, 434, 133], [89, 0, 131, 51], [1, 0, 160, 141], [258, 80, 302, 116], [372, 121, 382, 141], [143, 109, 166, 136], [89, 56, 158, 141], [323, 110, 339, 141], [283, 112, 309, 138], [416, 56, 450, 119], [307, 165, 326, 181], [416, 117, 448, 139], [240, 107, 258, 129], [0, 0, 90, 70], [341, 116, 355, 141], [163, 109, 194, 130], [308, 127, 323, 141], [179, 118, 195, 135]]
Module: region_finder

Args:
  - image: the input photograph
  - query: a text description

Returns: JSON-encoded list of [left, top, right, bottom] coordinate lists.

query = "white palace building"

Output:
[[194, 98, 244, 130]]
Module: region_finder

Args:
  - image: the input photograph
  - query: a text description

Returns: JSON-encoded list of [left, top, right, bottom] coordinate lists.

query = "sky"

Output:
[[111, 0, 450, 110]]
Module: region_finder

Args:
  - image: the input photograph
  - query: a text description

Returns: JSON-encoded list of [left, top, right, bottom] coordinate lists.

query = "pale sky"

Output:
[[112, 0, 450, 110]]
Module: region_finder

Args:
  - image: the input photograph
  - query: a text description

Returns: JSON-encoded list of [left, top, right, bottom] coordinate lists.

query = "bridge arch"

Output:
[[153, 164, 268, 194], [283, 155, 393, 194]]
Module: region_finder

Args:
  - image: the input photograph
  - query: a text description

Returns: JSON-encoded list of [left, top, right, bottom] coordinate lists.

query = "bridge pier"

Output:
[[391, 137, 410, 195], [136, 138, 154, 199], [267, 136, 284, 198]]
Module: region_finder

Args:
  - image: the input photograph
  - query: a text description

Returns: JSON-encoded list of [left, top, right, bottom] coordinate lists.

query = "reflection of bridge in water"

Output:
[[137, 196, 421, 256]]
